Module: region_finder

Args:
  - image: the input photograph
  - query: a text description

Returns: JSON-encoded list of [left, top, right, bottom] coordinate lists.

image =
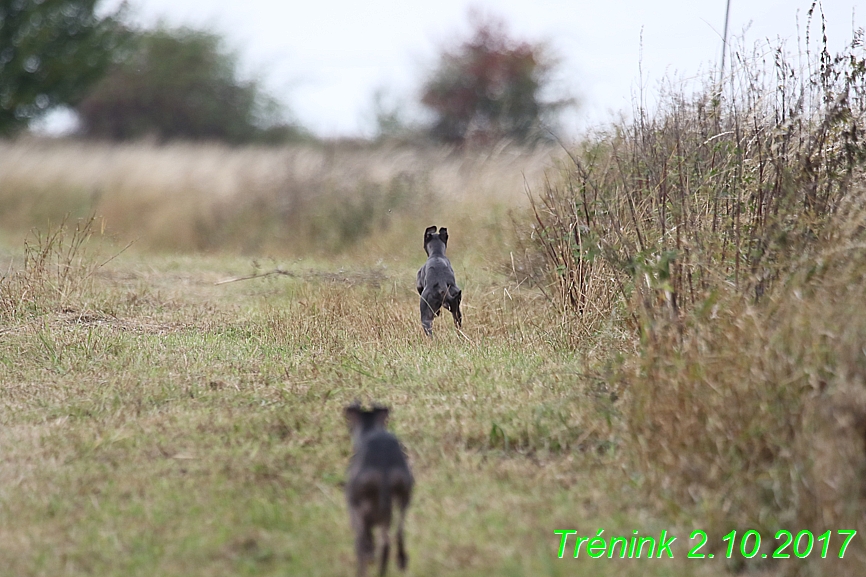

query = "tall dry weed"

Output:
[[624, 184, 866, 568], [0, 216, 103, 320], [527, 13, 866, 330], [525, 8, 866, 569]]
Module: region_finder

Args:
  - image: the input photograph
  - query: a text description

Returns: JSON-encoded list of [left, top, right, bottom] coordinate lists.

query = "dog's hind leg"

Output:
[[395, 489, 410, 571], [446, 286, 462, 329], [353, 518, 374, 577], [377, 524, 391, 577], [420, 288, 445, 335]]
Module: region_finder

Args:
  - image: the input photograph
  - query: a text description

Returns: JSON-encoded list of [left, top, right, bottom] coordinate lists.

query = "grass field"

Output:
[[1, 142, 862, 577], [0, 142, 624, 577], [0, 227, 660, 577]]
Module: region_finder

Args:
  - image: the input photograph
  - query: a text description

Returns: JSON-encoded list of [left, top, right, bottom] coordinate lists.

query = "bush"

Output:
[[625, 201, 866, 546]]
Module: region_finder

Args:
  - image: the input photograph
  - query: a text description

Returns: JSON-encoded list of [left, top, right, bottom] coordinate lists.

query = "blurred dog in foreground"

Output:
[[416, 225, 462, 335], [345, 404, 414, 577]]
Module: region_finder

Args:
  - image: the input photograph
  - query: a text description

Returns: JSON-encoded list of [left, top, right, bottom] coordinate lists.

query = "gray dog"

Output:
[[345, 404, 414, 577], [416, 226, 462, 335]]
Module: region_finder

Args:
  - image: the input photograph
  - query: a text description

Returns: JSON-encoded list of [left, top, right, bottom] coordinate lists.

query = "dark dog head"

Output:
[[345, 403, 390, 445], [423, 226, 448, 257]]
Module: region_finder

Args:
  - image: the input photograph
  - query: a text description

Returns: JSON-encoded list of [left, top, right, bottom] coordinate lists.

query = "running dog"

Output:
[[345, 404, 414, 577], [416, 226, 462, 335]]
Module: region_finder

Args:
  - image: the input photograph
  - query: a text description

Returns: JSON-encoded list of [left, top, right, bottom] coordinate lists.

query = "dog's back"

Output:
[[348, 431, 413, 523], [416, 255, 454, 293], [345, 405, 413, 577]]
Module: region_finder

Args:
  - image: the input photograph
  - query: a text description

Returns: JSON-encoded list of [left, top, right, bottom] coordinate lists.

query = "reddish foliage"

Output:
[[421, 14, 557, 144]]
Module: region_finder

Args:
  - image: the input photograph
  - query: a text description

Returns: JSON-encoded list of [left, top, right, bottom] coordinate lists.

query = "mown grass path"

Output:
[[0, 253, 744, 576]]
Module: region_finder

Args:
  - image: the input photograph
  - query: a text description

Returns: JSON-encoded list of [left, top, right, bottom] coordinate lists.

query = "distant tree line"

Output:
[[76, 26, 307, 143], [0, 0, 306, 143], [0, 0, 124, 136], [1, 2, 569, 145]]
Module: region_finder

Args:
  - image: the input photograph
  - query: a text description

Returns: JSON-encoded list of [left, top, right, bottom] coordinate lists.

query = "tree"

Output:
[[0, 0, 126, 135], [76, 26, 303, 143], [421, 14, 568, 145]]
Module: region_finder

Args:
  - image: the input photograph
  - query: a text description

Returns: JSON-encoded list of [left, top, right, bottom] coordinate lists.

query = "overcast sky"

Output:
[[99, 0, 862, 137]]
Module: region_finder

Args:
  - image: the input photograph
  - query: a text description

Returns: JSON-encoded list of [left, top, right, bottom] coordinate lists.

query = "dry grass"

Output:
[[624, 188, 866, 565], [526, 10, 866, 574], [0, 215, 108, 320], [0, 139, 763, 576], [527, 20, 866, 326], [0, 136, 614, 576], [2, 158, 857, 575], [0, 138, 554, 261]]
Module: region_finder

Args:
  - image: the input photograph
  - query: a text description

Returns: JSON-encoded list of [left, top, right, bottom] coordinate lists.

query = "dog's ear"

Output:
[[424, 226, 437, 253], [438, 227, 448, 245], [344, 404, 364, 431], [372, 406, 390, 428]]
